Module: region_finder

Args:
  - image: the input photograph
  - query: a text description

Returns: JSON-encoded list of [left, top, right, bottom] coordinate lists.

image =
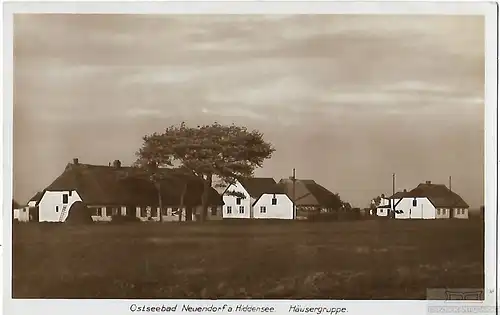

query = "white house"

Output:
[[389, 181, 470, 219], [252, 192, 294, 220], [374, 194, 391, 217], [12, 200, 29, 222], [37, 190, 83, 222], [222, 177, 295, 219], [30, 158, 224, 223]]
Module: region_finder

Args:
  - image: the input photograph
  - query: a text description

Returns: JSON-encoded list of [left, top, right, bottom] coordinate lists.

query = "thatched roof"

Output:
[[37, 162, 223, 207]]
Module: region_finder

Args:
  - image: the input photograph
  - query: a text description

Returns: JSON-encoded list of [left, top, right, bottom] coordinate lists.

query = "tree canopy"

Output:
[[136, 122, 275, 221]]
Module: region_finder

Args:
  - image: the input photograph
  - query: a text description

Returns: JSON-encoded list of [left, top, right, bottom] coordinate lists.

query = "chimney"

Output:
[[381, 194, 385, 198], [425, 181, 431, 184], [113, 159, 122, 168], [403, 189, 407, 192], [73, 158, 79, 165]]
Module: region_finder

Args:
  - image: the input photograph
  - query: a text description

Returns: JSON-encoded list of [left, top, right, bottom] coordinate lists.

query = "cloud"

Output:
[[13, 14, 485, 208]]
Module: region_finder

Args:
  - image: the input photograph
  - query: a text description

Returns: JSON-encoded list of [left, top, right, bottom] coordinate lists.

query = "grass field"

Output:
[[12, 219, 484, 299]]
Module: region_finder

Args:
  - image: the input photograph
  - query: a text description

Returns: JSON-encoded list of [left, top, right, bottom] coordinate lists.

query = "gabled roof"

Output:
[[390, 183, 469, 208], [278, 178, 340, 208], [238, 177, 278, 198], [38, 162, 223, 207], [389, 191, 407, 199], [29, 191, 43, 203], [251, 183, 292, 206]]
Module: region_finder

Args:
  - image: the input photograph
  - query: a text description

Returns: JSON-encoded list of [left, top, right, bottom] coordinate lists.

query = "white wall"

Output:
[[376, 207, 389, 217], [38, 190, 82, 222], [394, 197, 436, 219], [453, 208, 469, 219], [435, 208, 451, 219], [222, 181, 252, 219], [16, 207, 30, 222], [253, 194, 294, 219]]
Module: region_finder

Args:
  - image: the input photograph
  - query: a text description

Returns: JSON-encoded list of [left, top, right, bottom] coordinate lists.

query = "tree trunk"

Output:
[[179, 182, 187, 222], [157, 181, 163, 222], [200, 174, 212, 222]]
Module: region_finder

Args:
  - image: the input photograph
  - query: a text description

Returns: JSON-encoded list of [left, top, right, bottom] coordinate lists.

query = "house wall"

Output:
[[435, 208, 451, 219], [394, 197, 436, 219], [376, 207, 389, 217], [14, 208, 30, 222], [453, 208, 469, 219], [88, 206, 112, 222], [38, 190, 82, 222], [222, 181, 252, 219], [253, 194, 294, 219]]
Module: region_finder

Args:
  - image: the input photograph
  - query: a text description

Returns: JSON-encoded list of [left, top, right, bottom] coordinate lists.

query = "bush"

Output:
[[307, 209, 363, 222], [110, 215, 141, 224], [307, 212, 339, 222], [66, 201, 94, 225]]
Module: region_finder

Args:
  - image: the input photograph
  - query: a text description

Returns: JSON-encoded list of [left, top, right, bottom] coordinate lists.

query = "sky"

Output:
[[13, 14, 485, 208]]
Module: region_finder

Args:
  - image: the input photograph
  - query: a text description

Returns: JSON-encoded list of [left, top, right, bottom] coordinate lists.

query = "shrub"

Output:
[[66, 201, 94, 225], [307, 212, 339, 222], [110, 215, 141, 224]]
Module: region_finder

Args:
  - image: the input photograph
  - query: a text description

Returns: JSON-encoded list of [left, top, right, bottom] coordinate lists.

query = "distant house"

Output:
[[373, 194, 391, 217], [12, 199, 29, 222], [222, 177, 294, 219], [389, 181, 469, 219], [30, 158, 224, 223], [278, 178, 341, 219]]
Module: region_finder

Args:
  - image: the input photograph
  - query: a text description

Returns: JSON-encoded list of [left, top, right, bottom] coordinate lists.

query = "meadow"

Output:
[[12, 219, 484, 299]]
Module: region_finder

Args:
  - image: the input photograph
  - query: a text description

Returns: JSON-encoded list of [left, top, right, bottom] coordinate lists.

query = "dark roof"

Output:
[[390, 191, 407, 199], [238, 177, 278, 198], [392, 183, 469, 208], [278, 178, 340, 208], [39, 163, 223, 207], [251, 183, 291, 206], [29, 191, 43, 203]]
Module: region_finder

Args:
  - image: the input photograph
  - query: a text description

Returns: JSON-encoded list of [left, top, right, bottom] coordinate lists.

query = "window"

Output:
[[151, 207, 158, 217], [62, 194, 68, 204], [55, 206, 59, 212], [69, 191, 72, 196], [211, 207, 217, 216], [379, 209, 383, 213], [227, 206, 232, 214], [412, 199, 417, 207], [272, 198, 277, 205], [92, 207, 102, 216], [140, 207, 147, 217], [239, 206, 245, 214], [260, 206, 266, 213], [112, 207, 120, 216], [437, 209, 440, 215], [236, 198, 241, 205]]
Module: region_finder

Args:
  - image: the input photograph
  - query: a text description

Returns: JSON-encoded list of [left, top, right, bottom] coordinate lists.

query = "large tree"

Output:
[[118, 160, 193, 222], [136, 122, 275, 221]]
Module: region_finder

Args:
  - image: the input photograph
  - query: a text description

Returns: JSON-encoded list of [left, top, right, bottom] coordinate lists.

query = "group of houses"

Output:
[[372, 181, 470, 219], [13, 158, 343, 223], [13, 158, 473, 223]]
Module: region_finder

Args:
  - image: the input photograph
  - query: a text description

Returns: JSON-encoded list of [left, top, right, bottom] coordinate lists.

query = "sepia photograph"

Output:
[[5, 2, 497, 311]]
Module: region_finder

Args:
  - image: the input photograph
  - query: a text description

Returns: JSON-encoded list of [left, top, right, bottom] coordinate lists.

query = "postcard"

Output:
[[3, 1, 498, 315]]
